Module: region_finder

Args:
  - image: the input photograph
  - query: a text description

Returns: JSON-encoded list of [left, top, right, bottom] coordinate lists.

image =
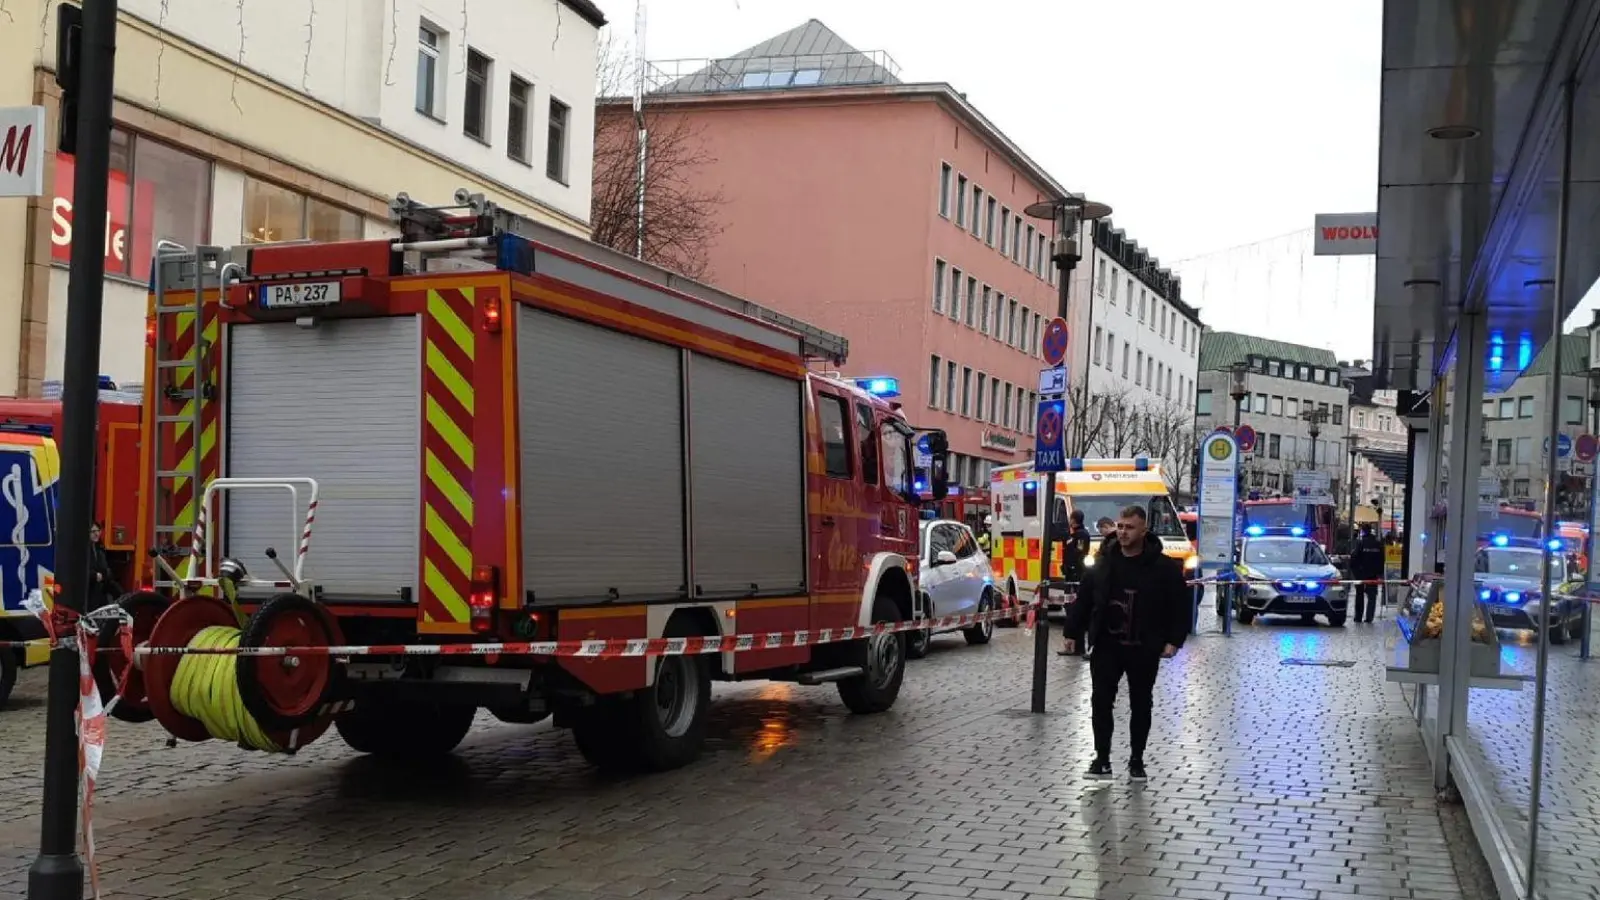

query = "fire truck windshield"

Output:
[[1070, 495, 1186, 539], [1242, 503, 1312, 532]]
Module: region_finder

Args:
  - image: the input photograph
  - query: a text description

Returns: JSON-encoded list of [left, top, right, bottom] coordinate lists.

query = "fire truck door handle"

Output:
[[821, 516, 836, 527]]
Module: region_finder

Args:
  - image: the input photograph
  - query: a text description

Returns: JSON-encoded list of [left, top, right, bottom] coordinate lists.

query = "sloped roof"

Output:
[[1197, 330, 1340, 373], [1359, 447, 1409, 486], [652, 19, 901, 95], [1516, 332, 1590, 378]]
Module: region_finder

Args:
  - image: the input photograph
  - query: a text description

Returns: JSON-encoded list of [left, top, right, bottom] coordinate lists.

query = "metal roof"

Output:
[[649, 19, 902, 95], [1197, 330, 1341, 373], [1358, 447, 1410, 486]]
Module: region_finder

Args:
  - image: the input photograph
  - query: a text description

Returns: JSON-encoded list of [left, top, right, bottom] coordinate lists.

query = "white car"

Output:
[[908, 518, 1000, 659]]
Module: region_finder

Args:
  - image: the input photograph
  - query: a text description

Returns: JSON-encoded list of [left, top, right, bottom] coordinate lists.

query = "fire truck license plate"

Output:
[[260, 281, 341, 309]]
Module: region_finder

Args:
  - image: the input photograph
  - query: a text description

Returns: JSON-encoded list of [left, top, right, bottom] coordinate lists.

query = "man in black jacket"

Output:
[[1057, 510, 1093, 657], [1350, 525, 1385, 623], [1063, 505, 1190, 781]]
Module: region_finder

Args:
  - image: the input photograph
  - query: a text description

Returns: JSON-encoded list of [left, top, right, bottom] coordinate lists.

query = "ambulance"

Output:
[[988, 458, 1198, 610]]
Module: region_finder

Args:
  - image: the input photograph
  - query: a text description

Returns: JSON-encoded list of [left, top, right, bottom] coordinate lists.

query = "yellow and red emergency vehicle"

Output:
[[988, 457, 1198, 610], [93, 191, 948, 772]]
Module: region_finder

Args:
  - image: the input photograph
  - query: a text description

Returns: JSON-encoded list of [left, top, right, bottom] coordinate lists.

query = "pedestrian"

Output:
[[88, 522, 123, 606], [1063, 505, 1190, 781], [1057, 510, 1093, 657], [1350, 525, 1384, 623]]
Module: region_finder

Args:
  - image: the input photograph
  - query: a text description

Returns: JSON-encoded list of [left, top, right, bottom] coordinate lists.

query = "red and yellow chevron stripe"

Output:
[[420, 287, 476, 628], [989, 535, 1063, 585]]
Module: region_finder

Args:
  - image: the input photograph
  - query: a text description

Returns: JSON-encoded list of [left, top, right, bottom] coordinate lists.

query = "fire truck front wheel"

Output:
[[334, 699, 476, 760], [837, 593, 905, 715]]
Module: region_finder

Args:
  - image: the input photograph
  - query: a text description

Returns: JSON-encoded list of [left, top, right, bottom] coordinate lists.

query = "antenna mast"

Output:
[[632, 0, 648, 260]]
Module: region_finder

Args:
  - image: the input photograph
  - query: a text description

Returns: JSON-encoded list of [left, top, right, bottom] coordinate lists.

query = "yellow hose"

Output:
[[169, 626, 281, 752]]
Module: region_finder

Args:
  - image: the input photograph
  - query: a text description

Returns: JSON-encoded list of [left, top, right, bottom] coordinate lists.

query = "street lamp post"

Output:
[[1347, 439, 1361, 555], [1229, 361, 1249, 429], [1024, 194, 1111, 716]]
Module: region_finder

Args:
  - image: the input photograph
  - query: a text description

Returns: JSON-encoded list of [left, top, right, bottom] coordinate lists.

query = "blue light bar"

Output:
[[1548, 538, 1564, 552], [1480, 588, 1492, 601], [1506, 591, 1522, 603], [1301, 580, 1319, 590], [855, 377, 901, 398], [1289, 526, 1306, 537], [1492, 534, 1510, 547], [1244, 525, 1265, 537]]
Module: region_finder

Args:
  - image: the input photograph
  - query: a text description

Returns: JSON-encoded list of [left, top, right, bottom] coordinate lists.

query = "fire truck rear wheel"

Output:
[[334, 699, 476, 760], [573, 618, 714, 773], [837, 593, 905, 715]]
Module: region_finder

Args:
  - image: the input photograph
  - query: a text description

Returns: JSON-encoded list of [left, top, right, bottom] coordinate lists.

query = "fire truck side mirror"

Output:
[[926, 430, 950, 502]]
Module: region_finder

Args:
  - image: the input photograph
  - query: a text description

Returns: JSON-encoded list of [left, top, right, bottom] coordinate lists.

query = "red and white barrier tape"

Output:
[[1, 601, 1042, 659]]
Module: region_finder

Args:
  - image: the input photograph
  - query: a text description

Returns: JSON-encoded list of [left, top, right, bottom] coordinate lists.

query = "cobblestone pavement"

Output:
[[0, 618, 1493, 900]]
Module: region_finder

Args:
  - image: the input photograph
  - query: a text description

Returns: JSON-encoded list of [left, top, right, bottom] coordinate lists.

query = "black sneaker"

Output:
[[1086, 759, 1112, 779], [1128, 760, 1147, 782]]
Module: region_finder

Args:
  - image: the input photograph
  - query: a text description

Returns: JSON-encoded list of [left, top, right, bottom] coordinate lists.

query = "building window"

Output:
[[965, 277, 978, 327], [933, 259, 946, 312], [985, 196, 997, 246], [1136, 351, 1144, 385], [1565, 395, 1586, 425], [1254, 393, 1267, 414], [992, 293, 1004, 336], [1003, 384, 1014, 429], [945, 361, 957, 411], [1122, 342, 1130, 378], [1007, 299, 1019, 346], [955, 175, 968, 226], [971, 186, 984, 237], [976, 373, 987, 419], [1000, 206, 1010, 251], [1093, 326, 1104, 365], [961, 367, 973, 416], [1269, 396, 1283, 416], [928, 355, 941, 407], [1037, 234, 1048, 277], [1268, 434, 1281, 459], [980, 286, 992, 335], [463, 49, 492, 141], [1332, 404, 1344, 425], [243, 176, 362, 244], [938, 163, 952, 217], [1097, 258, 1107, 294], [1012, 215, 1023, 261], [1146, 357, 1153, 389], [1015, 390, 1025, 431], [1106, 331, 1115, 369], [1024, 225, 1035, 270], [416, 23, 445, 118], [546, 98, 570, 183], [1286, 398, 1299, 418], [1516, 436, 1532, 464], [989, 380, 1000, 425], [507, 76, 532, 163], [1517, 396, 1534, 418], [949, 267, 963, 320], [1497, 439, 1513, 466], [1030, 312, 1041, 356], [1197, 388, 1213, 416], [1496, 398, 1514, 419]]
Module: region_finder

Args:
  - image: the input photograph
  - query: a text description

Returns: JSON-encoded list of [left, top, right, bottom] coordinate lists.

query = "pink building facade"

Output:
[[610, 35, 1070, 515]]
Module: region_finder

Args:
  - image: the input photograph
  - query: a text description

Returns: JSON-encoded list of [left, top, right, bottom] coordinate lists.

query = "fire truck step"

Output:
[[154, 415, 195, 424], [795, 666, 865, 686], [156, 469, 200, 479]]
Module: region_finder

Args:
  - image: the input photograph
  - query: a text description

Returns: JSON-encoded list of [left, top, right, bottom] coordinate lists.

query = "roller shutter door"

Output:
[[688, 355, 806, 596], [518, 308, 685, 602], [226, 317, 422, 599]]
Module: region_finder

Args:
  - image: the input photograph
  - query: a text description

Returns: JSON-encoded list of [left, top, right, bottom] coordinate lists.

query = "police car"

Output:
[[1473, 536, 1585, 642], [1229, 526, 1349, 626]]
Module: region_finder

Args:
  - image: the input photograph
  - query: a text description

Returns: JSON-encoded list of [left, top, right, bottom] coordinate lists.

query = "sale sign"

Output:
[[50, 153, 155, 277]]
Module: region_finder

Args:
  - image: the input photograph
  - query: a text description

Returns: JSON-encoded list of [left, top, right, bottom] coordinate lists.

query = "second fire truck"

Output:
[[93, 191, 948, 772]]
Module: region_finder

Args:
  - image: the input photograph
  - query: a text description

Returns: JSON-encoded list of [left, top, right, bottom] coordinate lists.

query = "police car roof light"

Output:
[[1290, 526, 1306, 537], [1492, 534, 1510, 547], [1244, 525, 1265, 536]]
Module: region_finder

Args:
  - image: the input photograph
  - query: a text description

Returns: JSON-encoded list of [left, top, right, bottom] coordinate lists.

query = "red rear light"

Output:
[[469, 564, 498, 633], [482, 296, 502, 333], [145, 316, 156, 348]]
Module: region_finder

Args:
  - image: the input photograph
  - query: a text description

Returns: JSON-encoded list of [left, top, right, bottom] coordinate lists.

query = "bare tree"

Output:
[[1064, 384, 1132, 458], [1089, 390, 1144, 458], [591, 35, 726, 279], [1136, 399, 1198, 494]]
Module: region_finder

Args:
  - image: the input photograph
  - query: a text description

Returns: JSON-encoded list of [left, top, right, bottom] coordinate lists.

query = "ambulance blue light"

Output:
[[856, 377, 901, 398], [1480, 589, 1492, 601], [1245, 525, 1264, 537], [1506, 591, 1522, 603], [1548, 538, 1564, 552], [1492, 534, 1510, 547], [914, 479, 927, 492], [1289, 526, 1306, 537]]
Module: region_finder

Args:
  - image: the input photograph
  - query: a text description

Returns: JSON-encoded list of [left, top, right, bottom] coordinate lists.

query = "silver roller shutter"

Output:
[[688, 355, 806, 596], [519, 308, 685, 602], [226, 317, 422, 599]]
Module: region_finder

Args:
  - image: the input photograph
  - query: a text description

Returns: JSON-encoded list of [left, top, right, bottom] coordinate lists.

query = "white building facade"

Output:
[[0, 0, 603, 395]]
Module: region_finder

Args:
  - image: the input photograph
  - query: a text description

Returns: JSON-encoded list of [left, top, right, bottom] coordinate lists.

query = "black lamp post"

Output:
[[1229, 361, 1249, 429], [1347, 438, 1361, 554]]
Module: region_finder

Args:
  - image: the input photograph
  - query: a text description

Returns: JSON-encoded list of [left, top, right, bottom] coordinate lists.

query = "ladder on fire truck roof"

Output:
[[391, 190, 850, 365], [147, 243, 236, 588]]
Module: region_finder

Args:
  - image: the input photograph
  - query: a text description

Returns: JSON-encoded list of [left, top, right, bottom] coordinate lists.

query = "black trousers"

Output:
[[1090, 643, 1161, 763], [1354, 583, 1379, 621]]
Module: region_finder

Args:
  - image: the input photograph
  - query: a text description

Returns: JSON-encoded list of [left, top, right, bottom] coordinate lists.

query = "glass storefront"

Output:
[[243, 175, 362, 244]]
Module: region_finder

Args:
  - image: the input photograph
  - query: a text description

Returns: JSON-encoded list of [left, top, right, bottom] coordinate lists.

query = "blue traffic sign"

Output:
[[1034, 398, 1066, 472], [1560, 433, 1573, 458]]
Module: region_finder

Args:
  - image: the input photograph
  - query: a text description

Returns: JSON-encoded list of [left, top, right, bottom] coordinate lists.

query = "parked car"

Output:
[[909, 519, 999, 658], [1475, 543, 1585, 642]]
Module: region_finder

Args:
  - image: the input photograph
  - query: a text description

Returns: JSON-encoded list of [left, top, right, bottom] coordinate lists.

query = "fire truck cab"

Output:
[[103, 190, 948, 772]]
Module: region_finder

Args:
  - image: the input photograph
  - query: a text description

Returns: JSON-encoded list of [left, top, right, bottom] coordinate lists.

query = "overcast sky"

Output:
[[590, 0, 1388, 358]]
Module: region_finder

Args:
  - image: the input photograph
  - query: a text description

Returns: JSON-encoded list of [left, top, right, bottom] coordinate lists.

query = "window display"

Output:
[[1394, 575, 1501, 676]]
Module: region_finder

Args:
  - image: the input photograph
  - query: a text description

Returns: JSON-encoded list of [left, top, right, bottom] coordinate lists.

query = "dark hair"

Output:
[[1095, 517, 1115, 531], [1070, 510, 1084, 525], [1119, 504, 1148, 522]]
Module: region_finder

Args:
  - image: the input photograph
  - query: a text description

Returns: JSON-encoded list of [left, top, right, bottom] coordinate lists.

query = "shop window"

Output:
[[133, 137, 211, 256], [51, 128, 138, 277], [244, 176, 362, 245]]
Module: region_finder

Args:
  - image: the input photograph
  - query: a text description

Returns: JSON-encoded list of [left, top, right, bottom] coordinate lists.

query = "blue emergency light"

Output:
[[1548, 538, 1564, 552], [1492, 534, 1510, 547], [1480, 589, 1492, 601], [1245, 525, 1265, 537], [855, 377, 901, 398], [1506, 591, 1523, 603], [914, 479, 927, 492], [1289, 526, 1306, 537]]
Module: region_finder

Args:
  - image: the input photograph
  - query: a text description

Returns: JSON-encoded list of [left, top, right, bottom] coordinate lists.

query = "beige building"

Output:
[[0, 0, 603, 396]]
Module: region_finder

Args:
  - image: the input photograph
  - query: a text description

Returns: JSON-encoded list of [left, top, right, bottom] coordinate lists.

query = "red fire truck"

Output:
[[1241, 497, 1335, 551], [93, 192, 947, 772]]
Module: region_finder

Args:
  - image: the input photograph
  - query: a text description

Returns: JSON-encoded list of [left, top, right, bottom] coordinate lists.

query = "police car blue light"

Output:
[[855, 377, 901, 398], [1506, 591, 1522, 603], [1289, 526, 1306, 537], [1480, 588, 1492, 601], [1245, 525, 1265, 537], [1492, 534, 1510, 547], [1548, 538, 1564, 552]]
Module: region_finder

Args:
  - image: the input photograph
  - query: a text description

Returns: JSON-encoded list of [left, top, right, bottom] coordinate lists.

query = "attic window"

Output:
[[741, 70, 814, 88], [793, 69, 823, 85]]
